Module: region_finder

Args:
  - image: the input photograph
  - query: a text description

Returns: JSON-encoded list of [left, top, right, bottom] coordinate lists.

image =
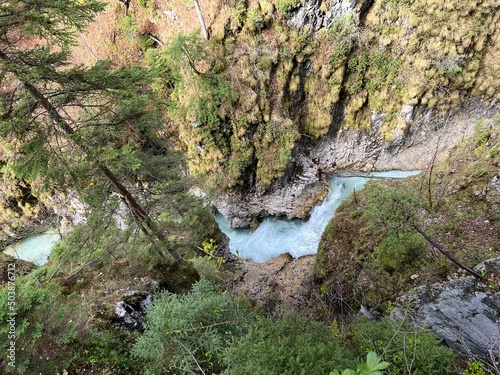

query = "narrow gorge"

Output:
[[0, 0, 499, 374]]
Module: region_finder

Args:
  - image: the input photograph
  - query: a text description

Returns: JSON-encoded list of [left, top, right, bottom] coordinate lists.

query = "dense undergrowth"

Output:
[[315, 114, 500, 312], [1, 273, 457, 374]]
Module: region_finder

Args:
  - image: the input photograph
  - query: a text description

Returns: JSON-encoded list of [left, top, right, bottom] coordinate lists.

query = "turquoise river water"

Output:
[[216, 171, 420, 262], [3, 171, 419, 265], [3, 231, 61, 266]]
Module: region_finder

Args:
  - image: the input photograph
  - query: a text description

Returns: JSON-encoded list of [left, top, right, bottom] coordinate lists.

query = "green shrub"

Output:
[[132, 280, 253, 374], [118, 15, 138, 40], [277, 0, 299, 14], [375, 233, 425, 272], [463, 361, 487, 375], [352, 318, 456, 375], [328, 14, 358, 66], [363, 183, 420, 235], [330, 351, 390, 375], [70, 329, 137, 373], [0, 279, 84, 374], [223, 313, 357, 375]]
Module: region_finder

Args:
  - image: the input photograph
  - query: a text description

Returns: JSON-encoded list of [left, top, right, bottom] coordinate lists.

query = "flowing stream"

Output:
[[216, 171, 420, 263], [3, 231, 61, 266], [2, 172, 419, 266]]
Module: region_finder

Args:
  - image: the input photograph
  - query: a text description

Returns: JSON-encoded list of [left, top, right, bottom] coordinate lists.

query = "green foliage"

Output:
[[133, 280, 253, 374], [346, 51, 369, 94], [152, 31, 214, 81], [192, 237, 229, 284], [463, 361, 487, 375], [363, 183, 420, 236], [246, 5, 265, 32], [328, 14, 359, 67], [473, 119, 494, 156], [489, 145, 499, 159], [352, 318, 456, 375], [345, 48, 402, 97], [0, 278, 85, 374], [118, 15, 138, 36], [147, 32, 240, 186], [198, 238, 225, 269], [231, 2, 247, 29], [0, 0, 210, 270], [364, 51, 401, 94], [47, 190, 206, 291], [364, 183, 425, 273], [375, 233, 425, 272], [255, 117, 300, 186], [277, 0, 299, 14], [70, 329, 137, 374], [0, 0, 106, 47], [223, 313, 357, 375], [330, 351, 390, 375]]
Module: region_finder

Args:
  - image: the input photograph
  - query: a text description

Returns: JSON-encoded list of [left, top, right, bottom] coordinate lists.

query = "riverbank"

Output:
[[217, 170, 420, 262], [0, 208, 56, 250], [228, 254, 322, 320]]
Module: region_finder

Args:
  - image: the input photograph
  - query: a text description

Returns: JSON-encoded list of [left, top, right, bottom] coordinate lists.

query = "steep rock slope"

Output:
[[16, 0, 499, 228], [196, 0, 499, 226], [393, 258, 500, 361]]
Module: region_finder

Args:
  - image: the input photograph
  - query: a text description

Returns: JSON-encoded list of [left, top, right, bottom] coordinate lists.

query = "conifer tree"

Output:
[[0, 0, 200, 276]]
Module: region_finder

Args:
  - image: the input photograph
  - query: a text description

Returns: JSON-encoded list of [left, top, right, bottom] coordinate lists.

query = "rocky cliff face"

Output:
[[215, 98, 498, 228], [393, 259, 500, 361], [288, 0, 354, 31], [208, 0, 500, 227]]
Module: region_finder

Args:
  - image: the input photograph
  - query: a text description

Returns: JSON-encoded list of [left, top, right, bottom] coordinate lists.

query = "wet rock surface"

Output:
[[213, 153, 327, 228], [112, 290, 154, 332], [229, 253, 323, 320]]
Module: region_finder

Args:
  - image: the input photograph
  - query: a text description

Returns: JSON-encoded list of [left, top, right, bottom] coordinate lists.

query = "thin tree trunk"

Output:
[[193, 0, 208, 40], [22, 80, 184, 263], [413, 224, 483, 280]]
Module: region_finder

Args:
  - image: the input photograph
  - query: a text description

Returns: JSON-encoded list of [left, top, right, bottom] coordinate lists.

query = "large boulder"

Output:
[[393, 258, 500, 359]]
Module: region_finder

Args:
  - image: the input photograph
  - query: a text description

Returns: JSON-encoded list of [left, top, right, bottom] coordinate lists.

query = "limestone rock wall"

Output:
[[208, 0, 500, 227], [393, 258, 500, 360]]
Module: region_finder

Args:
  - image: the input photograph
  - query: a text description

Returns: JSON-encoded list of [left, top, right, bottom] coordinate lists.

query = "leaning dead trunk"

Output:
[[413, 224, 483, 280], [22, 80, 185, 263], [193, 0, 208, 40]]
